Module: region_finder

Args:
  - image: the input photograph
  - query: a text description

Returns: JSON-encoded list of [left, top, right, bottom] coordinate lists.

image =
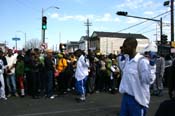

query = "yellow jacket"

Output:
[[57, 58, 67, 73]]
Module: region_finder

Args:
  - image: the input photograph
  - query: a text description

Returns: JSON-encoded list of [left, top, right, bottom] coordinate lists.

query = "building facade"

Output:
[[89, 31, 149, 55], [66, 41, 79, 53]]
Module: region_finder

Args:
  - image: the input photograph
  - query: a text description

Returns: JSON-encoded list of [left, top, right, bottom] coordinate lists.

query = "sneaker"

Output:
[[14, 93, 19, 97], [0, 97, 7, 100], [49, 95, 55, 99], [75, 98, 86, 102], [2, 97, 7, 100], [7, 94, 11, 98], [67, 88, 71, 92], [109, 88, 112, 92], [72, 87, 75, 90], [95, 90, 100, 94]]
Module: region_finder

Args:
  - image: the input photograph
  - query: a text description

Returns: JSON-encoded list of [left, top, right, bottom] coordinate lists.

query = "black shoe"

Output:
[[75, 98, 85, 103]]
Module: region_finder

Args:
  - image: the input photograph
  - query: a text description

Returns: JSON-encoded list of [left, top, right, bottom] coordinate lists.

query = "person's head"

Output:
[[122, 37, 137, 57], [74, 49, 83, 58], [46, 49, 53, 57], [7, 49, 13, 56], [144, 51, 150, 58], [34, 48, 40, 57]]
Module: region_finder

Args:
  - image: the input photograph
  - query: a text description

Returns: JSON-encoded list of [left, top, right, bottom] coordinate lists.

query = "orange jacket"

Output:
[[57, 58, 67, 73]]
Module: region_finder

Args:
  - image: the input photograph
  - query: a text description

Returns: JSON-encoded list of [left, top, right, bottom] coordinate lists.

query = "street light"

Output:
[[41, 6, 59, 44], [116, 11, 163, 44], [16, 31, 26, 48]]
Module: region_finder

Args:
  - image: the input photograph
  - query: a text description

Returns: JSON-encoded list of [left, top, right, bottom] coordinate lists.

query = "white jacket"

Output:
[[75, 55, 89, 81], [119, 53, 152, 108]]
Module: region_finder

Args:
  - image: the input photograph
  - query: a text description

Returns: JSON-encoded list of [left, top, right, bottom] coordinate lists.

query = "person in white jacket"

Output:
[[75, 50, 90, 102], [118, 37, 153, 116]]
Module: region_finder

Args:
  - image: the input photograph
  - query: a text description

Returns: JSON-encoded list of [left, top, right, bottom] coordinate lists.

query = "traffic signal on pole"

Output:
[[42, 16, 47, 30], [116, 11, 128, 16], [161, 34, 168, 44]]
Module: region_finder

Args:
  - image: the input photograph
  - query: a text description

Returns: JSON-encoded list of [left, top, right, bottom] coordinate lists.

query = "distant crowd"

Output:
[[0, 48, 121, 100], [0, 47, 175, 101]]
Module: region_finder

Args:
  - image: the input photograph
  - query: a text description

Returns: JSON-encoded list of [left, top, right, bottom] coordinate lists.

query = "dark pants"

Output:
[[31, 71, 40, 97], [46, 70, 54, 97], [96, 70, 107, 91], [25, 71, 32, 95]]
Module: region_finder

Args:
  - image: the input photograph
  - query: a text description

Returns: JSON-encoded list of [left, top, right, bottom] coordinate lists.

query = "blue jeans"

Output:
[[6, 73, 17, 94], [46, 70, 54, 97], [75, 77, 88, 95], [120, 93, 147, 116]]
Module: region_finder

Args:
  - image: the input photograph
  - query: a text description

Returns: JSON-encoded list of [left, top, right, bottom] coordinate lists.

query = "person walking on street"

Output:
[[15, 54, 25, 97], [44, 49, 55, 99], [75, 49, 90, 102], [153, 54, 165, 96], [118, 37, 153, 116], [5, 49, 18, 97]]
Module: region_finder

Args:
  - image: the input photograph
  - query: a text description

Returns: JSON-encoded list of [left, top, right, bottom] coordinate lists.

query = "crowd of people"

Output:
[[0, 47, 121, 101], [0, 37, 175, 115]]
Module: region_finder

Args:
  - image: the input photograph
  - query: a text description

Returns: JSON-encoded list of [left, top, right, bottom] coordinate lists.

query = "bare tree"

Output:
[[25, 38, 41, 49]]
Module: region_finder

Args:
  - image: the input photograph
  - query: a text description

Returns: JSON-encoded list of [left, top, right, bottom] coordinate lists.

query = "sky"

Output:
[[0, 0, 171, 50]]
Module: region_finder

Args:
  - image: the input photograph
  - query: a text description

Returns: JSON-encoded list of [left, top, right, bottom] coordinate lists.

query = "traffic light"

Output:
[[161, 34, 168, 44], [42, 16, 47, 30], [116, 11, 128, 16]]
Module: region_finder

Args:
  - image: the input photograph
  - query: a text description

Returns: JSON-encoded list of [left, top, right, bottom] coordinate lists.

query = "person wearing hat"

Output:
[[56, 53, 68, 94], [44, 49, 55, 99], [109, 59, 120, 94]]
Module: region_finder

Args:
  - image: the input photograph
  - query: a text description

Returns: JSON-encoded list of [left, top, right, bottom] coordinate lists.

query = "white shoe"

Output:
[[49, 95, 55, 99], [0, 97, 7, 100], [67, 88, 71, 92], [15, 93, 19, 97], [7, 94, 11, 98]]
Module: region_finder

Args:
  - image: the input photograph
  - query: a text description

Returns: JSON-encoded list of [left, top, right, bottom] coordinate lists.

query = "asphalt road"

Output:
[[0, 89, 169, 116]]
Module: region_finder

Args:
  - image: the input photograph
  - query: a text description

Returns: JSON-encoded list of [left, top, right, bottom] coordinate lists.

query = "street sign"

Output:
[[40, 43, 48, 49], [12, 38, 20, 41]]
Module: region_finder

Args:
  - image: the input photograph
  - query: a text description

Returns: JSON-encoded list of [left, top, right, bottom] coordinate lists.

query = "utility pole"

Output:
[[171, 0, 174, 42], [84, 19, 92, 50]]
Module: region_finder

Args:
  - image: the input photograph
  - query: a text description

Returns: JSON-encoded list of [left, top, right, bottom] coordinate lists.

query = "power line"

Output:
[[136, 22, 156, 33], [117, 10, 170, 32], [137, 13, 171, 35], [141, 28, 157, 34]]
